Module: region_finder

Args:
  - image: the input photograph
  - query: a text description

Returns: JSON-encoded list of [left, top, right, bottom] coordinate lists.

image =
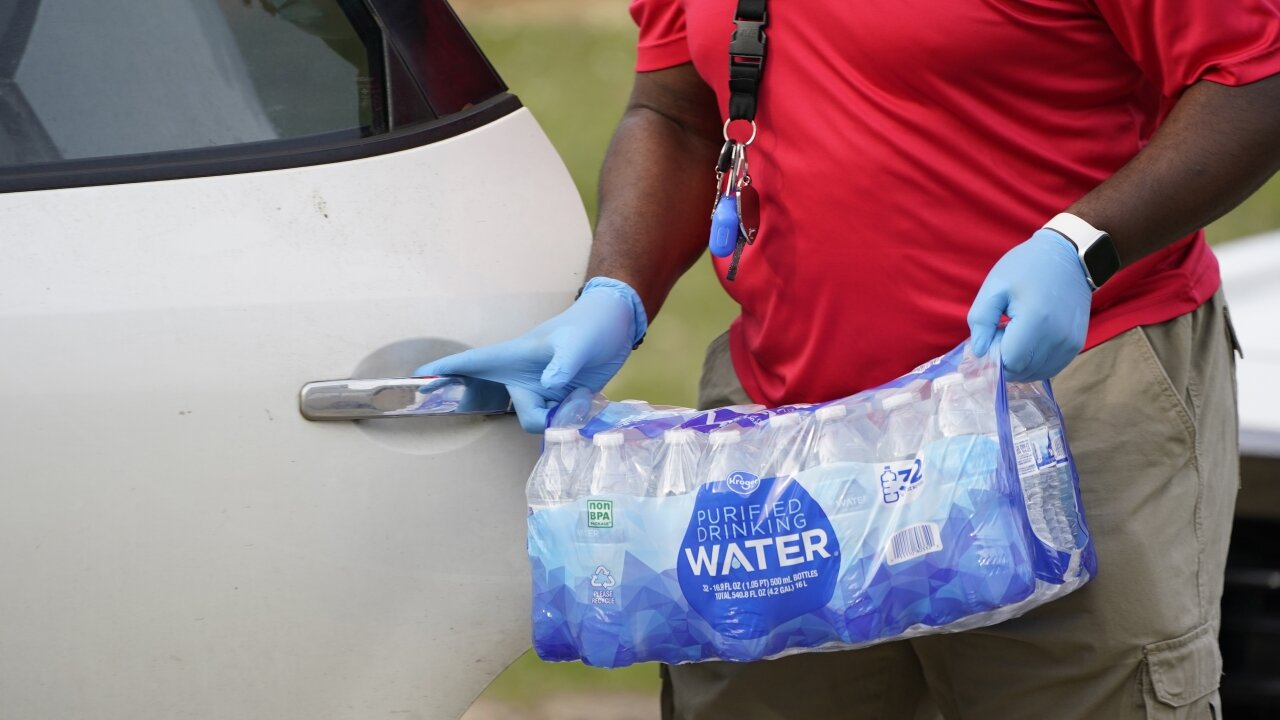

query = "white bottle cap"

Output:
[[933, 373, 964, 390], [769, 412, 802, 427], [708, 428, 742, 447], [664, 428, 695, 444], [882, 392, 915, 412], [815, 404, 847, 421], [593, 431, 625, 447], [545, 427, 580, 443]]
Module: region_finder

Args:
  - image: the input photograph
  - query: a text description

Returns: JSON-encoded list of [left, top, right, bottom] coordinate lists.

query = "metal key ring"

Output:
[[731, 143, 749, 188], [723, 118, 757, 146]]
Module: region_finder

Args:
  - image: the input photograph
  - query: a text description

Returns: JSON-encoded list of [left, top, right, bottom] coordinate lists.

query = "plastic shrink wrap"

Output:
[[526, 342, 1095, 668]]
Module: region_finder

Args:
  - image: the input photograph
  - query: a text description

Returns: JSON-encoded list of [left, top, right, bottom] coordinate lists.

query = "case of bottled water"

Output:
[[526, 341, 1096, 668]]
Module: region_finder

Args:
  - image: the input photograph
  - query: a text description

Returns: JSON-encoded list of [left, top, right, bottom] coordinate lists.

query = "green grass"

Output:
[[1207, 181, 1280, 244], [467, 20, 633, 223], [479, 651, 661, 705], [462, 7, 1280, 709]]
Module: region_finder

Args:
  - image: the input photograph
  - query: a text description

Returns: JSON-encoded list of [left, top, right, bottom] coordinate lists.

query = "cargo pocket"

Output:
[[1142, 621, 1222, 719], [1223, 305, 1243, 360]]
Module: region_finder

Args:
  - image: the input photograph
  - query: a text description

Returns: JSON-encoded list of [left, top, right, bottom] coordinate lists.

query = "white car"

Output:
[[1215, 230, 1280, 715], [1219, 231, 1280, 460], [0, 1, 587, 718]]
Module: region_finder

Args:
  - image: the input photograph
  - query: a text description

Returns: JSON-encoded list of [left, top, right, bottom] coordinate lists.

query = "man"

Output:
[[420, 0, 1280, 716]]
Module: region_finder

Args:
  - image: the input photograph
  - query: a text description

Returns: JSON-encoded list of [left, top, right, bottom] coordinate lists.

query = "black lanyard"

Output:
[[709, 0, 768, 281], [728, 0, 767, 123]]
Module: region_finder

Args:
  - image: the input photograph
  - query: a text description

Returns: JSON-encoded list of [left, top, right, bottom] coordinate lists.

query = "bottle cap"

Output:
[[593, 431, 625, 447], [769, 412, 802, 427], [545, 427, 580, 443], [882, 392, 915, 411], [933, 373, 964, 390], [815, 404, 847, 421], [664, 428, 695, 444], [708, 428, 742, 447]]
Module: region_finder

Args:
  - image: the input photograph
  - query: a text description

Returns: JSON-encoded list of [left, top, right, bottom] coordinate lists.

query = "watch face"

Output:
[[1083, 235, 1122, 287]]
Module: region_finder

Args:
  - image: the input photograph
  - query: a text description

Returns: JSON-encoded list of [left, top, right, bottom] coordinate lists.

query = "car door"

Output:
[[0, 1, 587, 718]]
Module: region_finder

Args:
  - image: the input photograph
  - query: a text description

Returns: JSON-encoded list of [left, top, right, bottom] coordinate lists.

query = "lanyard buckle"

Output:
[[729, 18, 767, 62]]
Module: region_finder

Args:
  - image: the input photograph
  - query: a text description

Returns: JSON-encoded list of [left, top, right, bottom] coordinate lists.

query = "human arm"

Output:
[[968, 73, 1280, 381], [587, 63, 725, 319], [1069, 74, 1280, 265], [417, 64, 723, 431]]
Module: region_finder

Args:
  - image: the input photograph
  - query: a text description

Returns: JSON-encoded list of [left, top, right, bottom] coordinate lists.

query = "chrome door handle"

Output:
[[299, 376, 513, 420]]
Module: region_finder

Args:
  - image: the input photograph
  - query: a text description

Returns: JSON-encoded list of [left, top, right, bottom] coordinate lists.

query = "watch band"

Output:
[[1042, 212, 1118, 291]]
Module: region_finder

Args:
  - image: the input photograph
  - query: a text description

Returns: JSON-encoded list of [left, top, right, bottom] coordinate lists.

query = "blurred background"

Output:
[[451, 1, 1280, 717]]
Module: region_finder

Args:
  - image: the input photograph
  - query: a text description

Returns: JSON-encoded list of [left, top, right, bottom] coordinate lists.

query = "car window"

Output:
[[0, 0, 507, 181]]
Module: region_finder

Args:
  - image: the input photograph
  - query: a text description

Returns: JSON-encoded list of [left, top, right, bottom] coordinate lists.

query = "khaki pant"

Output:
[[662, 291, 1239, 720]]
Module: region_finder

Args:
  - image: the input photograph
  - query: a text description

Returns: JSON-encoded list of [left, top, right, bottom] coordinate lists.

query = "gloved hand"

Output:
[[414, 277, 648, 433], [967, 228, 1092, 382]]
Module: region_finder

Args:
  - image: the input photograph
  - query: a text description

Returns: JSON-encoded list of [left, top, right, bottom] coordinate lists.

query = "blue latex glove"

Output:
[[414, 277, 648, 433], [967, 229, 1092, 382]]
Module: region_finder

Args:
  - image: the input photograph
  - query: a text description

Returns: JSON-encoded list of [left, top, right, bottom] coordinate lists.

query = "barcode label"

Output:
[[885, 522, 943, 565], [1014, 434, 1038, 478]]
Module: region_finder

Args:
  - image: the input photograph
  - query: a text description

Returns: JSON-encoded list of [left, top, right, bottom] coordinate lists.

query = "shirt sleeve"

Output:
[[1091, 0, 1280, 97], [629, 0, 693, 71]]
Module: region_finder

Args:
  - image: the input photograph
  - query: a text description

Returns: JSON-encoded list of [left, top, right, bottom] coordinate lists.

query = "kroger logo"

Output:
[[725, 471, 761, 496]]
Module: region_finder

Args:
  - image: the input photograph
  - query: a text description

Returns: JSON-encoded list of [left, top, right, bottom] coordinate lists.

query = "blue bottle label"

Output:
[[677, 473, 840, 640]]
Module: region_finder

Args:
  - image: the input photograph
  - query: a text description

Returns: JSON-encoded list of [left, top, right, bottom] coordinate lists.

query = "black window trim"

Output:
[[0, 92, 521, 194]]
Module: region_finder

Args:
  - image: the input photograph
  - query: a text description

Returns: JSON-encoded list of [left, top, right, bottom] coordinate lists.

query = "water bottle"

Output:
[[1026, 386, 1085, 549], [572, 430, 638, 666], [763, 411, 808, 479], [806, 404, 879, 642], [1008, 386, 1082, 551], [812, 404, 878, 517], [930, 373, 997, 518], [878, 391, 926, 461], [963, 376, 999, 436], [527, 426, 587, 661], [1008, 394, 1072, 550], [929, 374, 978, 507], [934, 373, 982, 438], [815, 404, 877, 465], [874, 391, 929, 520], [931, 374, 1032, 617], [528, 427, 582, 512], [652, 427, 704, 496], [704, 427, 753, 486]]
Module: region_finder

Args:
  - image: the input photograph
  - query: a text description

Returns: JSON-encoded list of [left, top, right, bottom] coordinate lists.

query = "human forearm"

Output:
[[588, 64, 723, 321], [968, 73, 1280, 382], [1068, 73, 1280, 266]]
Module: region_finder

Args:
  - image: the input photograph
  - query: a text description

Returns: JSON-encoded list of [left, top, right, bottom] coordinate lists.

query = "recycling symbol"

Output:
[[590, 565, 616, 588]]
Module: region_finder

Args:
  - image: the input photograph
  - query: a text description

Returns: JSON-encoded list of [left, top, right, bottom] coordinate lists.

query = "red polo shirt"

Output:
[[630, 0, 1280, 406]]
